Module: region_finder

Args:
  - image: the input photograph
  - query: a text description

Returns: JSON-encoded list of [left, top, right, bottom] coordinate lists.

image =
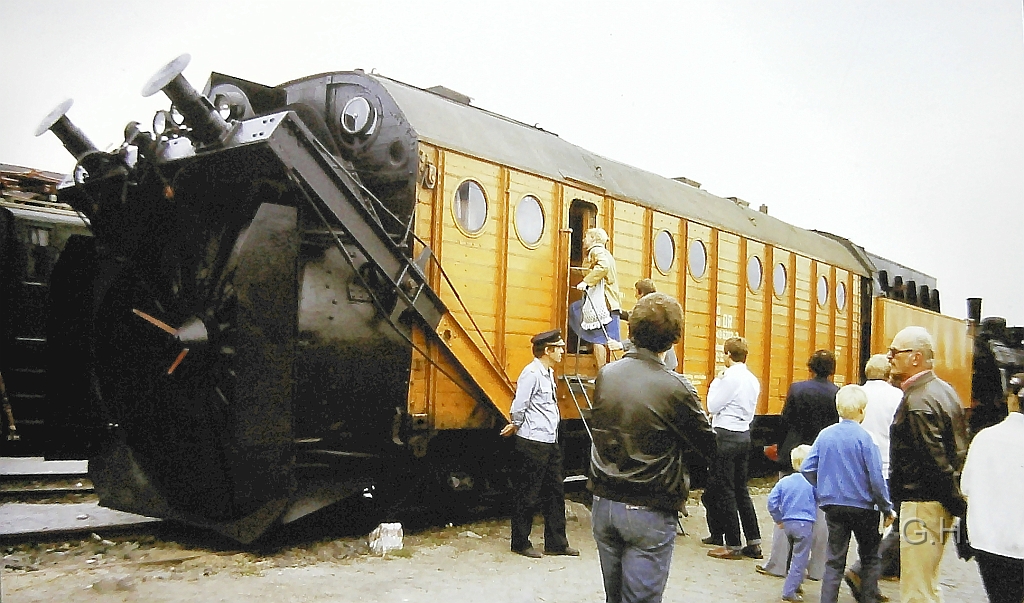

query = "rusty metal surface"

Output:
[[0, 163, 65, 187]]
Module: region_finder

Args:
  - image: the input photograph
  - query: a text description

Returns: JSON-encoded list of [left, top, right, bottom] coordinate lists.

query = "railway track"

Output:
[[0, 457, 94, 503], [0, 478, 94, 502], [0, 457, 591, 547], [0, 458, 160, 543]]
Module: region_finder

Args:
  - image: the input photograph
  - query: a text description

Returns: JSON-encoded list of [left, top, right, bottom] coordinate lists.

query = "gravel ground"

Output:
[[1, 493, 988, 602]]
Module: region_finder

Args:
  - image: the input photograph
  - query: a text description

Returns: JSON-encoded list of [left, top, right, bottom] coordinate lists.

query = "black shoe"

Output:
[[741, 544, 763, 559], [701, 535, 724, 546], [514, 546, 543, 558], [544, 546, 580, 556]]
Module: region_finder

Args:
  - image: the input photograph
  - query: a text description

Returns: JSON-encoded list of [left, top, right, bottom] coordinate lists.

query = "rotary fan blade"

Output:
[[167, 349, 189, 375], [132, 308, 176, 335], [130, 309, 194, 374]]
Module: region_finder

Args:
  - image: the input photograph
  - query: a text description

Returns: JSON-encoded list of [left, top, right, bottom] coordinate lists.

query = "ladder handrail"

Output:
[[302, 126, 508, 387], [561, 375, 593, 440], [293, 174, 496, 407]]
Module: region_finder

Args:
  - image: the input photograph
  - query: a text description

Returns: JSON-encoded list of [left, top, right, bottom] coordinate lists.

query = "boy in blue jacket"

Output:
[[767, 444, 817, 602], [802, 384, 895, 603]]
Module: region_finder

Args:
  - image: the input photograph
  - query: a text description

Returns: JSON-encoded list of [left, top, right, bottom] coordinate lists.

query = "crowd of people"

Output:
[[500, 235, 1022, 603]]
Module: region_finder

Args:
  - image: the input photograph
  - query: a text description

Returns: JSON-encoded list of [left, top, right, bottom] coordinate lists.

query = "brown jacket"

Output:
[[588, 348, 715, 511], [890, 370, 970, 516]]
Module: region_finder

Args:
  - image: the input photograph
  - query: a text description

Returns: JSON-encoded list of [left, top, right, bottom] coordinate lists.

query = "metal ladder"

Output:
[[272, 114, 513, 415]]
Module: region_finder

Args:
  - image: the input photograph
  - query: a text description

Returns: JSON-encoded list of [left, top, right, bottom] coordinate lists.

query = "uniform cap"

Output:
[[531, 329, 565, 347]]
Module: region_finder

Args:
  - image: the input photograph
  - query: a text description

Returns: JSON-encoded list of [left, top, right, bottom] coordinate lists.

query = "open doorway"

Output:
[[566, 200, 598, 358]]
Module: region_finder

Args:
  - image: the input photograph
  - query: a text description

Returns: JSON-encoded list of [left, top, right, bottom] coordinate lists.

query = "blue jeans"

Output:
[[763, 506, 827, 580], [592, 496, 677, 603], [782, 520, 814, 599]]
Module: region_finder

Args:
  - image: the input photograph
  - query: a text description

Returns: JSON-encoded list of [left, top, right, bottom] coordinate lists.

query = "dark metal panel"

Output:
[[222, 202, 300, 516]]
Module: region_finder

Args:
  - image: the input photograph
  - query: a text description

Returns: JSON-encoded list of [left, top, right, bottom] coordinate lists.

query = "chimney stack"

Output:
[[672, 176, 701, 189]]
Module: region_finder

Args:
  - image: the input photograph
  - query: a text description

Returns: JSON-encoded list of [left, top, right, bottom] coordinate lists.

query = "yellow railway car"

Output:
[[34, 56, 979, 542], [345, 73, 982, 470], [871, 296, 973, 404], [385, 76, 873, 434]]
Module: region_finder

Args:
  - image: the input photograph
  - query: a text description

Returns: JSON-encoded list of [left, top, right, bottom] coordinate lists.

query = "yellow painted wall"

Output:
[[715, 232, 742, 378], [611, 203, 645, 295], [833, 269, 853, 386], [409, 143, 872, 430], [743, 241, 766, 391], [651, 212, 683, 370], [505, 172, 560, 376], [765, 250, 794, 415], [682, 223, 714, 396], [792, 256, 813, 386], [871, 297, 974, 406]]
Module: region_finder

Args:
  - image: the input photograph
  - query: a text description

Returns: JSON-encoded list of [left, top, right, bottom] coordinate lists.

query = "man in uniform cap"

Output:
[[500, 329, 579, 558]]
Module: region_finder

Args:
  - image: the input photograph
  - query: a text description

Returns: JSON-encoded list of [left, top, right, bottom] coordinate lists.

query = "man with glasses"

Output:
[[888, 326, 969, 603]]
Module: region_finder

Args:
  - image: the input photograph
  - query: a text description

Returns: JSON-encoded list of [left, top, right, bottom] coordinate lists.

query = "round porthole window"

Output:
[[654, 230, 675, 274], [773, 263, 787, 297], [515, 195, 544, 247], [453, 180, 487, 235], [688, 239, 707, 279], [340, 97, 377, 136], [817, 275, 829, 307], [747, 256, 763, 292], [836, 281, 847, 311]]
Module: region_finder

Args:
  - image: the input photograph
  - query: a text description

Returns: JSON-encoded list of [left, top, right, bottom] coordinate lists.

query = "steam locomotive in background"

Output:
[[0, 165, 90, 445], [5, 53, 1020, 543]]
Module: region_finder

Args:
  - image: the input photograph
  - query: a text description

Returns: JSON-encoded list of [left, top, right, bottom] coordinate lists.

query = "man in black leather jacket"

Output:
[[589, 292, 715, 603], [888, 326, 969, 603]]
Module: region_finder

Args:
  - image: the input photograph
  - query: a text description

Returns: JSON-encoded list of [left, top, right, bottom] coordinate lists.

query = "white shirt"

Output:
[[860, 379, 904, 478], [509, 358, 560, 443], [962, 412, 1024, 559], [707, 362, 759, 432]]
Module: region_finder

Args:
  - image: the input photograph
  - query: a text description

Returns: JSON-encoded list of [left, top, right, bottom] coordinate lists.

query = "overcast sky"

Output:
[[3, 1, 1022, 326]]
